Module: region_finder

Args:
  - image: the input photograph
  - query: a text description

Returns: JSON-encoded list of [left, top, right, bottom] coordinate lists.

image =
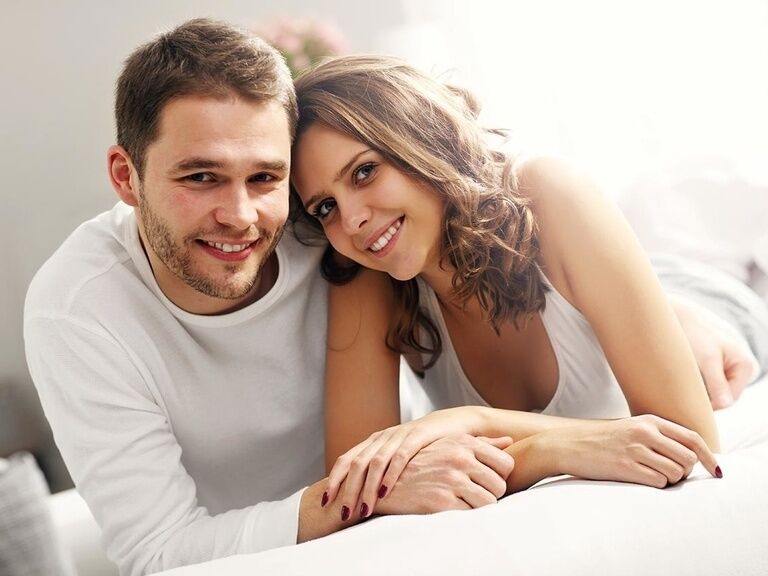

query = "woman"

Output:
[[290, 55, 751, 522]]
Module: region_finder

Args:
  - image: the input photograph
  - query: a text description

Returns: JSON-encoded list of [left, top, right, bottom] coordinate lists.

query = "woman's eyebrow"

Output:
[[333, 149, 373, 182], [303, 149, 374, 209]]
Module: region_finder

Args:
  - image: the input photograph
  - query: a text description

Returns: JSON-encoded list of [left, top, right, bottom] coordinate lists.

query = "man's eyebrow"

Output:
[[303, 149, 373, 209], [169, 158, 289, 173]]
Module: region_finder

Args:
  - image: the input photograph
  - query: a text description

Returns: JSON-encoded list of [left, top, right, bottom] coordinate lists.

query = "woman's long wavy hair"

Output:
[[291, 55, 547, 369]]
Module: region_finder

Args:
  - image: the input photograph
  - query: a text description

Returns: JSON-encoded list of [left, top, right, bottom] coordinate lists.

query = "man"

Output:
[[24, 19, 514, 576], [24, 16, 762, 576]]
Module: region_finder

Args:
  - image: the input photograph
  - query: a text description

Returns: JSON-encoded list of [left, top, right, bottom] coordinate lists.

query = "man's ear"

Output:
[[107, 145, 140, 207]]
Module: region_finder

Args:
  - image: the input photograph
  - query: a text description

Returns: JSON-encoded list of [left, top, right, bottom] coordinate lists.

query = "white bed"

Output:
[[156, 377, 768, 576]]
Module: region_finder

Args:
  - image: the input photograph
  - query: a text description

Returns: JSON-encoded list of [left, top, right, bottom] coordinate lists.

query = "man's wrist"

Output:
[[297, 479, 361, 543]]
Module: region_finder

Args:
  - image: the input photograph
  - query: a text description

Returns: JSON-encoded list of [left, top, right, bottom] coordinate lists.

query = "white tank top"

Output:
[[415, 273, 631, 419]]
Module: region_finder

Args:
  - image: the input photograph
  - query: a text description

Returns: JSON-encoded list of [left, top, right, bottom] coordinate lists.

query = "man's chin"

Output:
[[181, 267, 260, 301]]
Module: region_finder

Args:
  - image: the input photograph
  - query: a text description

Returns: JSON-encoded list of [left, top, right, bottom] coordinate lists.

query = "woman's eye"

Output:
[[352, 163, 376, 184], [186, 173, 214, 183], [312, 198, 337, 220]]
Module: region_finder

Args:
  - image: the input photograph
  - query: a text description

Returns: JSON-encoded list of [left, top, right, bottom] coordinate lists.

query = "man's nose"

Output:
[[214, 183, 258, 229]]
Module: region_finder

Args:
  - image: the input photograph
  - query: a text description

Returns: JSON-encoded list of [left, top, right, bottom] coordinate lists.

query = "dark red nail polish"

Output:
[[360, 503, 369, 518], [341, 505, 350, 522], [321, 491, 329, 507], [378, 485, 388, 498], [715, 466, 723, 479]]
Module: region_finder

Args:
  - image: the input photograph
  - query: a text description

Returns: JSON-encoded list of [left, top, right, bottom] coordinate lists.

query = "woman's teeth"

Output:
[[205, 241, 250, 253], [369, 219, 402, 252]]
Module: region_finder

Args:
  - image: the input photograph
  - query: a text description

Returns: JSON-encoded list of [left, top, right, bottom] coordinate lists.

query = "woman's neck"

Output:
[[418, 260, 484, 320]]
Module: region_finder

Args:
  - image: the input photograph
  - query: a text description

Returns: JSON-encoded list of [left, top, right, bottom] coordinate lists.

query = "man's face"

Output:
[[134, 95, 291, 314]]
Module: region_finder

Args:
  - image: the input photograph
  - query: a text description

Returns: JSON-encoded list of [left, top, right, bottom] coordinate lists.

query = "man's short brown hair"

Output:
[[115, 18, 297, 177]]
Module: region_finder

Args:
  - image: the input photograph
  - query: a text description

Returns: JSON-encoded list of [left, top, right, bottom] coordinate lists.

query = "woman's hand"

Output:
[[324, 407, 492, 520], [670, 295, 760, 409], [546, 414, 722, 488]]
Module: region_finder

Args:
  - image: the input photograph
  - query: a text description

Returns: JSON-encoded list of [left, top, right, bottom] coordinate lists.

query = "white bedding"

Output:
[[157, 378, 768, 576]]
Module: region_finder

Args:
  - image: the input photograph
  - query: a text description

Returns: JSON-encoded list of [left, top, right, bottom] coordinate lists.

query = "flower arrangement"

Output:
[[254, 17, 349, 78]]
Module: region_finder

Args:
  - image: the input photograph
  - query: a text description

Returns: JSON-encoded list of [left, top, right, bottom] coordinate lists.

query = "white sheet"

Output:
[[156, 378, 768, 576]]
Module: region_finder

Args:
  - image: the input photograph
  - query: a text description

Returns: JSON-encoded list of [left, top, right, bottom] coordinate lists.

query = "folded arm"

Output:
[[26, 316, 314, 575]]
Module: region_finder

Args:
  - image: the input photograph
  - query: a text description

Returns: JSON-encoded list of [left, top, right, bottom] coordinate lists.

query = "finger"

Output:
[[337, 433, 392, 519], [650, 434, 699, 479], [638, 450, 687, 486], [360, 431, 412, 517], [457, 480, 498, 509], [657, 419, 721, 479], [326, 435, 377, 504], [470, 438, 515, 479], [477, 435, 514, 450], [724, 346, 759, 400], [466, 461, 508, 499], [726, 360, 751, 400], [699, 354, 733, 410], [625, 462, 670, 489], [451, 497, 473, 512], [377, 429, 437, 503]]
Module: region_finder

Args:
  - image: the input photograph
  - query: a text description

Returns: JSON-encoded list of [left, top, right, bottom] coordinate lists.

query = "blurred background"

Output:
[[2, 0, 767, 494]]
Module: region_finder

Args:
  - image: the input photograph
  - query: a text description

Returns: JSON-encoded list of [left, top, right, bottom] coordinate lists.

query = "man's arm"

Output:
[[24, 315, 308, 575]]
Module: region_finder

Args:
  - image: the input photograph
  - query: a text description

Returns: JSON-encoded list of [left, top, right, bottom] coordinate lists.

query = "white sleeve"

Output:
[[24, 315, 305, 576]]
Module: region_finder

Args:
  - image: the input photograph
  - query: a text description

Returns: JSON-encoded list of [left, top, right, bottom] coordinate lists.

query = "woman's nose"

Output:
[[340, 201, 371, 236]]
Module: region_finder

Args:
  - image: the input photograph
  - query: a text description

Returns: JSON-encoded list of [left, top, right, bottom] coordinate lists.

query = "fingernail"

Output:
[[321, 491, 329, 507], [341, 505, 350, 522], [360, 502, 369, 518], [378, 485, 388, 498], [715, 466, 723, 479]]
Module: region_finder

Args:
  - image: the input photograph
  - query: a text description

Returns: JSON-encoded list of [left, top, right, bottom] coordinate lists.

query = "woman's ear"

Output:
[[107, 145, 140, 207]]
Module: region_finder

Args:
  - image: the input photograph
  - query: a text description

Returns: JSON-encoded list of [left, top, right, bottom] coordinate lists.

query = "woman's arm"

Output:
[[323, 270, 515, 519], [324, 269, 402, 472], [518, 157, 719, 450]]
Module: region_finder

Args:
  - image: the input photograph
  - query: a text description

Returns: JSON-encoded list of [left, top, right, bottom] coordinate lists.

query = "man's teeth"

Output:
[[370, 219, 402, 252], [205, 241, 251, 253]]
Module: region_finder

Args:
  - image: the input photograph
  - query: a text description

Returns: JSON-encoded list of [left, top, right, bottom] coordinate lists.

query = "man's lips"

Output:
[[196, 238, 261, 262]]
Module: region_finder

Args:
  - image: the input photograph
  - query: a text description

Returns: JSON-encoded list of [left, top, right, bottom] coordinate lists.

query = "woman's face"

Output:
[[292, 123, 444, 281]]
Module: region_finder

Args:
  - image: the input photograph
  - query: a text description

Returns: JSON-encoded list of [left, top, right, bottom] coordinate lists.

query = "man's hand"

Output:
[[374, 434, 514, 516], [671, 295, 760, 409], [325, 407, 486, 519]]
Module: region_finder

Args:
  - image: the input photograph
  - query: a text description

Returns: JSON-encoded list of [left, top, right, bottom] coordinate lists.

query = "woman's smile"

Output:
[[365, 216, 403, 257]]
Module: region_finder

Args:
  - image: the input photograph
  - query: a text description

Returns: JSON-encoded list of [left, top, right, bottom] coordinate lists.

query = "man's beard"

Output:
[[137, 190, 283, 300]]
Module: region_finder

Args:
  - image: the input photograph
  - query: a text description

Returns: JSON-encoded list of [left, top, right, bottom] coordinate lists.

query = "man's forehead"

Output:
[[146, 95, 291, 169], [158, 94, 287, 128]]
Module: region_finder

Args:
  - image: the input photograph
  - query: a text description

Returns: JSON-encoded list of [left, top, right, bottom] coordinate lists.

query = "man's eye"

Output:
[[250, 173, 275, 183], [352, 163, 377, 184], [311, 198, 337, 220], [186, 173, 214, 183]]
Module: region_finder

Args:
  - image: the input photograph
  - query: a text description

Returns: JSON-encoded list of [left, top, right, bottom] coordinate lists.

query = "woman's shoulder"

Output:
[[513, 155, 616, 305], [329, 267, 396, 315], [513, 155, 602, 210]]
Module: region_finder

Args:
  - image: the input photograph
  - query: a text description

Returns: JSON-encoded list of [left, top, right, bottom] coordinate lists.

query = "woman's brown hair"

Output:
[[291, 55, 546, 368]]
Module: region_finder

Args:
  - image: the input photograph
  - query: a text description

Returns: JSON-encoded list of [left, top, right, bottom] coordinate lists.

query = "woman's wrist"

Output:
[[505, 432, 563, 493]]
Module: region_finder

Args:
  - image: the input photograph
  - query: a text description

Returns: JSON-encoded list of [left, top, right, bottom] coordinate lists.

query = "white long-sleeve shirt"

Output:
[[24, 202, 328, 575]]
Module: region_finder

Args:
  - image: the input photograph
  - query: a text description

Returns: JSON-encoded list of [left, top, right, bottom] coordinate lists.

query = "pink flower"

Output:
[[252, 15, 349, 78]]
